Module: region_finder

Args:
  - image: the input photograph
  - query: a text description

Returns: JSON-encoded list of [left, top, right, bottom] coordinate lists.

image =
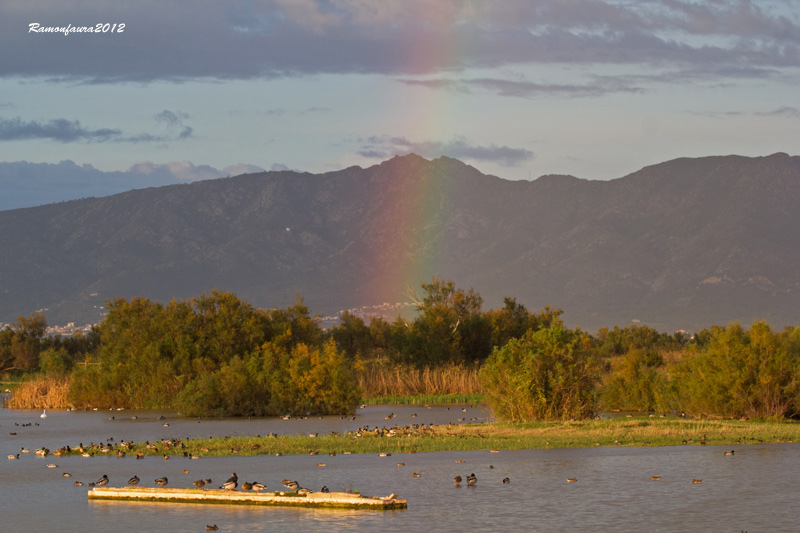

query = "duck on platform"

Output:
[[96, 475, 109, 487], [220, 473, 238, 491], [241, 481, 253, 492], [193, 479, 206, 488], [128, 475, 140, 486], [283, 480, 299, 491], [155, 477, 168, 487], [252, 482, 267, 493]]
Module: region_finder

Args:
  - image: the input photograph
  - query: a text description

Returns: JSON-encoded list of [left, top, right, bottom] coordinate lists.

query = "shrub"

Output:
[[479, 322, 600, 421]]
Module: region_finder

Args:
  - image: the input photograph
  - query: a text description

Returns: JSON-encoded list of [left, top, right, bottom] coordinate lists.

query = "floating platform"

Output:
[[88, 486, 406, 510]]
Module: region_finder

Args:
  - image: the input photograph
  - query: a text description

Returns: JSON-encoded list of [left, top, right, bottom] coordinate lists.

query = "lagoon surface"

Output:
[[2, 399, 798, 532]]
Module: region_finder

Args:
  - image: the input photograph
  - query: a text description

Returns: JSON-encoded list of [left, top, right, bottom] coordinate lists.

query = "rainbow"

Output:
[[359, 154, 460, 316]]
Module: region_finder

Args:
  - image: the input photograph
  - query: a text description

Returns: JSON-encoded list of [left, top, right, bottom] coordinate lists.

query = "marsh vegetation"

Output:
[[5, 278, 800, 422]]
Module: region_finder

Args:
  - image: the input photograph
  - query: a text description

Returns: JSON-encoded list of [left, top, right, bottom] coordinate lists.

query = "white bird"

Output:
[[40, 408, 47, 419]]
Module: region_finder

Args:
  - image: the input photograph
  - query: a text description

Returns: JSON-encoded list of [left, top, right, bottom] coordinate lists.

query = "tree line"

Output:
[[3, 278, 800, 420]]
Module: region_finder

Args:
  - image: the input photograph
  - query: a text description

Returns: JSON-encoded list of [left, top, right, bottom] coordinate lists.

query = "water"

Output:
[[2, 400, 798, 532]]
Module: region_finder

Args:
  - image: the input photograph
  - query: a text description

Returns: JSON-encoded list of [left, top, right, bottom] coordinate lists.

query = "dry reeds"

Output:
[[6, 375, 71, 409], [357, 361, 482, 397]]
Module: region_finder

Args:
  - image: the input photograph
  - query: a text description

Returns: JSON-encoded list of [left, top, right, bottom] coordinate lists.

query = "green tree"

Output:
[[0, 326, 14, 373], [479, 322, 600, 421], [599, 349, 666, 411], [402, 278, 488, 365], [671, 322, 800, 418], [11, 313, 48, 372], [330, 311, 372, 359], [39, 346, 75, 378]]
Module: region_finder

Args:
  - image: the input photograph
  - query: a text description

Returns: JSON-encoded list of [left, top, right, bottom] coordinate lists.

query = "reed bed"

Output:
[[357, 362, 482, 398], [5, 374, 72, 409]]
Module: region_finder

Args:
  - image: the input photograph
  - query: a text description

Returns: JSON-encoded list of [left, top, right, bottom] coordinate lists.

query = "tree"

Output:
[[479, 322, 600, 421], [402, 278, 488, 365], [671, 321, 800, 418], [11, 313, 48, 372], [329, 311, 371, 359]]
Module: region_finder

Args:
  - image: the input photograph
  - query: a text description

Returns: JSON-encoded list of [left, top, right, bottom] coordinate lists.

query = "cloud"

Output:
[[358, 136, 534, 166], [0, 159, 267, 210], [757, 106, 800, 118], [689, 105, 800, 119], [154, 110, 193, 139], [0, 117, 120, 142], [0, 110, 193, 144], [2, 1, 799, 84], [129, 161, 265, 182], [398, 76, 645, 98]]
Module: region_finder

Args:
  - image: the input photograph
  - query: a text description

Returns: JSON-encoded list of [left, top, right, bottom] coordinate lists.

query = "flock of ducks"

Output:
[[69, 471, 332, 496]]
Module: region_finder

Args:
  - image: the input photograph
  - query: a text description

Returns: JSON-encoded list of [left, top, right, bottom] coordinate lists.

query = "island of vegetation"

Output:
[[3, 278, 800, 452]]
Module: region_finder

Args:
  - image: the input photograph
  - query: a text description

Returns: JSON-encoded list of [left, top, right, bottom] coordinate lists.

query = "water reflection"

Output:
[[2, 402, 798, 532]]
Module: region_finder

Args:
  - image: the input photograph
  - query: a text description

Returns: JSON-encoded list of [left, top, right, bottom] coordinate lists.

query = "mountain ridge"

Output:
[[0, 152, 798, 332]]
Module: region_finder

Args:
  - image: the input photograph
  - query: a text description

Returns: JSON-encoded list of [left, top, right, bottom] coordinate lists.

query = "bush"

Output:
[[479, 322, 600, 421], [671, 322, 800, 418], [599, 349, 667, 411]]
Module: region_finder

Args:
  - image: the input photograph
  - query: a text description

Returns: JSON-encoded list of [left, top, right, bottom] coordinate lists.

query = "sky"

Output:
[[1, 0, 800, 200]]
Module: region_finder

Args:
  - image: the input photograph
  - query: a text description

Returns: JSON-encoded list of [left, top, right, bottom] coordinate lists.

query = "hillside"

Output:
[[0, 152, 798, 332]]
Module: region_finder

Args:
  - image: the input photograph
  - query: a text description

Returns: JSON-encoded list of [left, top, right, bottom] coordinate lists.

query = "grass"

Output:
[[360, 393, 484, 405], [356, 361, 481, 398], [56, 416, 800, 459], [4, 374, 72, 409]]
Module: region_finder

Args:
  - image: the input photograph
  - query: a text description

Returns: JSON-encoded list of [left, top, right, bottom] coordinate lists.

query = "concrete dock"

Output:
[[88, 486, 407, 510]]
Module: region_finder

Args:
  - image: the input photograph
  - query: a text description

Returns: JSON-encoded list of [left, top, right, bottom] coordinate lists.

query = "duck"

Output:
[[252, 482, 267, 493], [192, 479, 206, 488], [206, 525, 218, 531], [466, 473, 477, 486], [320, 485, 329, 493], [283, 480, 299, 491], [502, 477, 510, 484], [220, 473, 238, 491], [692, 479, 703, 484], [96, 475, 109, 487], [454, 475, 462, 485], [74, 481, 84, 486], [297, 488, 313, 495], [241, 481, 253, 492], [128, 475, 140, 486], [155, 477, 168, 487], [566, 478, 578, 483], [724, 450, 735, 456], [650, 476, 661, 481]]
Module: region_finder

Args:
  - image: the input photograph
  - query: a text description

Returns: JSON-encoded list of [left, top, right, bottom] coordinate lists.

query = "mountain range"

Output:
[[1, 152, 798, 333]]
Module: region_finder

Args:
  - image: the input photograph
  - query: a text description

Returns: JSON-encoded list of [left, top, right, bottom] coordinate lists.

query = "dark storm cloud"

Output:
[[2, 1, 798, 84], [358, 136, 534, 167]]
